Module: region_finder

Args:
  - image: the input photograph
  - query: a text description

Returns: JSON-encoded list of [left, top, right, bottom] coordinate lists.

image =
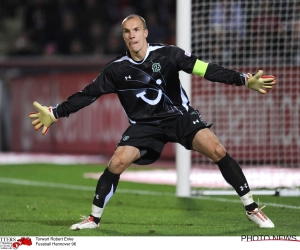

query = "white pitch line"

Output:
[[1, 177, 300, 210]]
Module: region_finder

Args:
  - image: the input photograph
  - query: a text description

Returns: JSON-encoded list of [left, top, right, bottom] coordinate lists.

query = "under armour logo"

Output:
[[240, 183, 248, 191], [125, 75, 131, 80], [193, 119, 199, 124]]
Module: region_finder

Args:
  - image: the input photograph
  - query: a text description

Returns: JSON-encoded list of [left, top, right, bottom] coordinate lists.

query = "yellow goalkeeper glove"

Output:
[[246, 70, 276, 94], [28, 101, 57, 135]]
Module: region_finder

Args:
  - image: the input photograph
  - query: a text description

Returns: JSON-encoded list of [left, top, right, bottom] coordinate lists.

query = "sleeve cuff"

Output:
[[51, 105, 59, 119]]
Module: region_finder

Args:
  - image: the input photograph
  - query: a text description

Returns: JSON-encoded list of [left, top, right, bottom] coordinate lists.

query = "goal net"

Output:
[[186, 0, 300, 194]]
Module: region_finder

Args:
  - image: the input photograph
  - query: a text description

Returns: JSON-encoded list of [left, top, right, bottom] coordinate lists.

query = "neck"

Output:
[[130, 43, 148, 61]]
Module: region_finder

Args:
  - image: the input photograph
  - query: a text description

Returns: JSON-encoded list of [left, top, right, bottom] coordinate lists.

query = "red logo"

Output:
[[12, 237, 32, 249]]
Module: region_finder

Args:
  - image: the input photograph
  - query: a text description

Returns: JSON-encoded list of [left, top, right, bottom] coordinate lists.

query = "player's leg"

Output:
[[70, 123, 165, 230], [91, 145, 140, 218], [70, 145, 140, 230], [192, 128, 274, 228], [192, 128, 251, 196]]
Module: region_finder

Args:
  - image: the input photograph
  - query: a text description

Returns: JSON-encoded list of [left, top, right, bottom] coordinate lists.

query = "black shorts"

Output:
[[117, 107, 212, 165]]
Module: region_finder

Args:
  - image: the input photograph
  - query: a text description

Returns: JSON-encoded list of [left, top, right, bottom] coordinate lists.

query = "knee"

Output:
[[108, 146, 140, 174], [213, 143, 226, 162], [108, 156, 128, 174]]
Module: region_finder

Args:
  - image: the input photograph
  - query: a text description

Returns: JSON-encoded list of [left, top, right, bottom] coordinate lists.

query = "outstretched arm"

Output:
[[28, 67, 117, 135], [28, 81, 101, 135], [192, 59, 276, 94]]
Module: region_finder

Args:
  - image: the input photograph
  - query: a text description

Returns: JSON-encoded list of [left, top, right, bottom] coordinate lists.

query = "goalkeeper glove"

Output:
[[28, 101, 57, 135], [246, 70, 276, 94]]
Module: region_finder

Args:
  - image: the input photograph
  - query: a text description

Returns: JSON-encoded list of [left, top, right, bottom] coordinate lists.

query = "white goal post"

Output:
[[175, 0, 192, 197]]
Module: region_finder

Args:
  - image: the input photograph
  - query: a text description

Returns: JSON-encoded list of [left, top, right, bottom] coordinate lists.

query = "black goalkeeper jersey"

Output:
[[54, 43, 246, 124]]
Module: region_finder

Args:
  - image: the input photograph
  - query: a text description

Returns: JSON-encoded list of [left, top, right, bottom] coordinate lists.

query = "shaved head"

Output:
[[122, 14, 147, 30]]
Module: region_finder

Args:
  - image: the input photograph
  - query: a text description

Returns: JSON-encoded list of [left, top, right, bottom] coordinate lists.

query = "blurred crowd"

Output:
[[0, 0, 299, 64], [1, 0, 175, 56]]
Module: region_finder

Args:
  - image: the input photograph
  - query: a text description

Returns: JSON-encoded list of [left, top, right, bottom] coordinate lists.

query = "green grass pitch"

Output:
[[0, 163, 299, 236]]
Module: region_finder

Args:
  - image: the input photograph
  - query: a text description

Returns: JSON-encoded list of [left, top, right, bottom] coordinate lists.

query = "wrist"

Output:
[[51, 105, 59, 119], [237, 73, 248, 86], [245, 73, 252, 87]]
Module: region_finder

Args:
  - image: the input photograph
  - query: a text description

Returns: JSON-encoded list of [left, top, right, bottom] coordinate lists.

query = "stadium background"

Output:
[[0, 0, 299, 187]]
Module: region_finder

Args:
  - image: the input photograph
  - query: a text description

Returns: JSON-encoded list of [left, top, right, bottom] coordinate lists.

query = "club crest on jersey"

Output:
[[152, 63, 161, 72]]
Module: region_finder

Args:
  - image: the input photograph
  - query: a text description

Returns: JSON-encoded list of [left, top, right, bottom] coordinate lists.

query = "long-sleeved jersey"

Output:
[[53, 43, 246, 124]]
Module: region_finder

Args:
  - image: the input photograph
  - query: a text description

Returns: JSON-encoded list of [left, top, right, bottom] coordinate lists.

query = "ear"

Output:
[[144, 29, 148, 38], [122, 32, 126, 41]]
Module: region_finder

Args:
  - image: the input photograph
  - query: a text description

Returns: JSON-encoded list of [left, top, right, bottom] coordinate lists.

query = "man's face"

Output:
[[122, 17, 148, 55]]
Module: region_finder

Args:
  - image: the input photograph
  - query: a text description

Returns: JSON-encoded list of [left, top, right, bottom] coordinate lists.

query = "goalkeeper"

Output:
[[29, 14, 276, 230]]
